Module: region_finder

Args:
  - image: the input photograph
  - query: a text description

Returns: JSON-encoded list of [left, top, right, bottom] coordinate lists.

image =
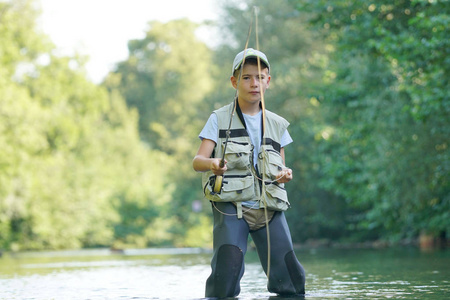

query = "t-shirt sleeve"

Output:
[[280, 129, 293, 148], [199, 113, 218, 143]]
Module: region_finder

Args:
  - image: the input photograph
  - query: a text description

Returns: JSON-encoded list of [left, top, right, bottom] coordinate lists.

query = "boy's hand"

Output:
[[277, 168, 293, 184], [210, 159, 227, 176]]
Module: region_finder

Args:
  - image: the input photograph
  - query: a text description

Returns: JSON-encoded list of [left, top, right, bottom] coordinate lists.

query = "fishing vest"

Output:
[[202, 101, 291, 214]]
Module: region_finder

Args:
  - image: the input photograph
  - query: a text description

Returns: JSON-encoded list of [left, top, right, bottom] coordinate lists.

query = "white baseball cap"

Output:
[[231, 48, 270, 75]]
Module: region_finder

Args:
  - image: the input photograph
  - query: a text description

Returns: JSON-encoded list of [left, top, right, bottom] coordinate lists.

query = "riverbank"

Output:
[[295, 236, 450, 251]]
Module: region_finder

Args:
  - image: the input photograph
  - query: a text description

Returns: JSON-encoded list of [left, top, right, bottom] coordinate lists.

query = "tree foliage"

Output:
[[295, 0, 449, 240], [104, 18, 217, 247], [0, 0, 173, 250], [1, 0, 447, 251]]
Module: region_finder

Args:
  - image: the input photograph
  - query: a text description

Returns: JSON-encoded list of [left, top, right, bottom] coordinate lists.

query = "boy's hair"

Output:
[[232, 57, 269, 78]]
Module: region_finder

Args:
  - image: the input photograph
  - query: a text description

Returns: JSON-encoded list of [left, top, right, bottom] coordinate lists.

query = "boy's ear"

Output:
[[230, 76, 238, 89]]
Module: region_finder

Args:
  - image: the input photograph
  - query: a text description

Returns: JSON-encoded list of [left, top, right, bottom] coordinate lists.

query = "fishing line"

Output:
[[211, 201, 259, 216]]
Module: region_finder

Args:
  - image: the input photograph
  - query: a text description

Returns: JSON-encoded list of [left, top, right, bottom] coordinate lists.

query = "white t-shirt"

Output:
[[199, 110, 293, 166]]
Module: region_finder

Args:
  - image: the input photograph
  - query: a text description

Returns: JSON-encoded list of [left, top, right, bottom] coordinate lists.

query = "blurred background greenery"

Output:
[[0, 0, 448, 251]]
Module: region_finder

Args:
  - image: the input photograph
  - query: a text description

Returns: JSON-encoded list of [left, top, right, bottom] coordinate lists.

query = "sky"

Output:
[[38, 0, 219, 83]]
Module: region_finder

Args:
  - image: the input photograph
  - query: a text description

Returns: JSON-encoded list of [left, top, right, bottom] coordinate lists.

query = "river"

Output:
[[0, 247, 448, 299]]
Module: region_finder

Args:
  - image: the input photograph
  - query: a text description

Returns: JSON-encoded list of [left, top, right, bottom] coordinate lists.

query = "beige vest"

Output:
[[202, 101, 291, 212]]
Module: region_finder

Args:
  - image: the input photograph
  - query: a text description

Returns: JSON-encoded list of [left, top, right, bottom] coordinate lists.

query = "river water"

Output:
[[0, 247, 448, 299]]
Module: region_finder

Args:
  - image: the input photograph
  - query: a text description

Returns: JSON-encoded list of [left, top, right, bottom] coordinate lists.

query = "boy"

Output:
[[193, 48, 305, 298]]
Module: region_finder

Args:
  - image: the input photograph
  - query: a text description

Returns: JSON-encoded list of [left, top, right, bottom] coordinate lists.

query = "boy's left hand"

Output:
[[277, 168, 293, 184]]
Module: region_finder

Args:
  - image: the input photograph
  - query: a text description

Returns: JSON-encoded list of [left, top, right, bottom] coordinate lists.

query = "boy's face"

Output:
[[231, 63, 271, 106]]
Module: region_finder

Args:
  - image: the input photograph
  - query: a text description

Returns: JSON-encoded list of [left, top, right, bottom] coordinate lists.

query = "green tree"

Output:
[[296, 0, 449, 241], [107, 19, 213, 152], [104, 19, 216, 247], [0, 0, 173, 250]]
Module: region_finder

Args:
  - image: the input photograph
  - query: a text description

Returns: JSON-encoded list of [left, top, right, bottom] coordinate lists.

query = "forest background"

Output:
[[0, 0, 448, 251]]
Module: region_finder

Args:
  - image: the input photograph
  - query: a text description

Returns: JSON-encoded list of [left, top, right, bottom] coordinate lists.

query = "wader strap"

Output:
[[236, 202, 243, 219]]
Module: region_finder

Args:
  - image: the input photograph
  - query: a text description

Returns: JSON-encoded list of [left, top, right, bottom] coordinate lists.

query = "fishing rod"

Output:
[[212, 6, 273, 281]]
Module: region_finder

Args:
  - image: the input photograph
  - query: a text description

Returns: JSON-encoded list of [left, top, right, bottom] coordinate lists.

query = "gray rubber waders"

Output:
[[205, 244, 244, 298]]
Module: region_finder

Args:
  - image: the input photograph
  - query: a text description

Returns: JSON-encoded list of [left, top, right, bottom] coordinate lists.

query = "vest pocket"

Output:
[[258, 145, 290, 211], [205, 172, 255, 202], [223, 141, 252, 170], [264, 183, 290, 211], [259, 147, 285, 181]]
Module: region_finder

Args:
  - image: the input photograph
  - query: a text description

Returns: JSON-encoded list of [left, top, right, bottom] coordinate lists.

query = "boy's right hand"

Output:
[[210, 158, 227, 176]]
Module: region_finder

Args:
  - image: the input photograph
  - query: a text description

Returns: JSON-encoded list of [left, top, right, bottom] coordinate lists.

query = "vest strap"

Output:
[[236, 202, 243, 219], [262, 137, 281, 152], [218, 128, 249, 138]]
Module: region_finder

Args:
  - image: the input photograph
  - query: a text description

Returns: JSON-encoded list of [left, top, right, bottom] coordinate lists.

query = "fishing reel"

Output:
[[213, 175, 223, 193], [213, 158, 226, 193]]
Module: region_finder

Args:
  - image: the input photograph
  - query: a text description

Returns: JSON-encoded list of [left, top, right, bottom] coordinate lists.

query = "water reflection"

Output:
[[0, 247, 448, 299]]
